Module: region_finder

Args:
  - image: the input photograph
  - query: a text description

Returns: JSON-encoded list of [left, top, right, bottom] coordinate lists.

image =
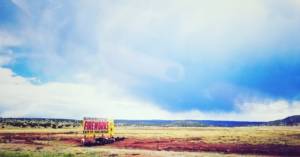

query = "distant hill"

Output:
[[267, 115, 300, 126], [0, 118, 265, 128], [115, 120, 265, 127], [1, 115, 299, 128]]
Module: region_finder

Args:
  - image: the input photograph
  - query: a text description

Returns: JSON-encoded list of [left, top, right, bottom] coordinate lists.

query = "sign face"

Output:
[[83, 119, 109, 131]]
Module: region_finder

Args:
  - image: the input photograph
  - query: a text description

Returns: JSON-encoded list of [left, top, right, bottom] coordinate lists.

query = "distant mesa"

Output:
[[0, 115, 299, 128], [267, 115, 300, 126]]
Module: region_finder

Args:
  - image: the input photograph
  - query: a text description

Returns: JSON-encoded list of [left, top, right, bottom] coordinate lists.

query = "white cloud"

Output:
[[100, 47, 184, 84], [1, 0, 300, 121], [0, 67, 299, 120], [8, 0, 299, 84], [235, 99, 300, 121], [0, 52, 14, 66], [5, 0, 299, 78], [198, 99, 300, 121], [0, 67, 172, 119], [0, 31, 21, 47], [169, 100, 300, 121]]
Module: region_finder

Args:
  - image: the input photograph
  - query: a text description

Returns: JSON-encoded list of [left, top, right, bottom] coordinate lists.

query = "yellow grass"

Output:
[[0, 143, 261, 157], [115, 126, 300, 145], [1, 126, 300, 156]]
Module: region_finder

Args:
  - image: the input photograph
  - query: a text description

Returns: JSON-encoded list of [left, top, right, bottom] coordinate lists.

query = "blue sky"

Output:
[[0, 0, 300, 120]]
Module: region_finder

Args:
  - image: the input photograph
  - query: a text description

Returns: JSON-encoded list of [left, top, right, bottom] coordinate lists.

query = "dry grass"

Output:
[[0, 143, 260, 157], [115, 126, 300, 145], [1, 126, 300, 156]]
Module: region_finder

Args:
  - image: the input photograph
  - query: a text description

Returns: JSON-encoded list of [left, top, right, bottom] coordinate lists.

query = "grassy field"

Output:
[[0, 126, 300, 156], [116, 126, 300, 145]]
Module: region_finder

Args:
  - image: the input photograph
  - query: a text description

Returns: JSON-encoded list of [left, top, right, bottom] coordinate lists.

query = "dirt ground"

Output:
[[112, 137, 300, 156], [0, 127, 300, 156]]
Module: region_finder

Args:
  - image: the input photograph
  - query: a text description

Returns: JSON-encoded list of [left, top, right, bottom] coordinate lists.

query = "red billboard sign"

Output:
[[83, 118, 109, 131]]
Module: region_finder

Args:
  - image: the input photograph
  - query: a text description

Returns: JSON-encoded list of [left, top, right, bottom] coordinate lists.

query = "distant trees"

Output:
[[0, 118, 81, 129]]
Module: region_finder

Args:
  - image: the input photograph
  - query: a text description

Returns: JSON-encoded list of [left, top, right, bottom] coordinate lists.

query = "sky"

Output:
[[0, 0, 300, 121]]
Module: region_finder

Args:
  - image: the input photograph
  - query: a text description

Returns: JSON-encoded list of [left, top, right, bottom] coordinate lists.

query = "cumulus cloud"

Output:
[[0, 67, 171, 119], [0, 66, 299, 120], [1, 0, 300, 120], [10, 0, 300, 82], [170, 99, 300, 121], [235, 99, 300, 121], [100, 47, 184, 84]]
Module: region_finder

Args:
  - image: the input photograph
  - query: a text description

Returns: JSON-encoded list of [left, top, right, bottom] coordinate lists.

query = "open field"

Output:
[[0, 126, 300, 156]]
